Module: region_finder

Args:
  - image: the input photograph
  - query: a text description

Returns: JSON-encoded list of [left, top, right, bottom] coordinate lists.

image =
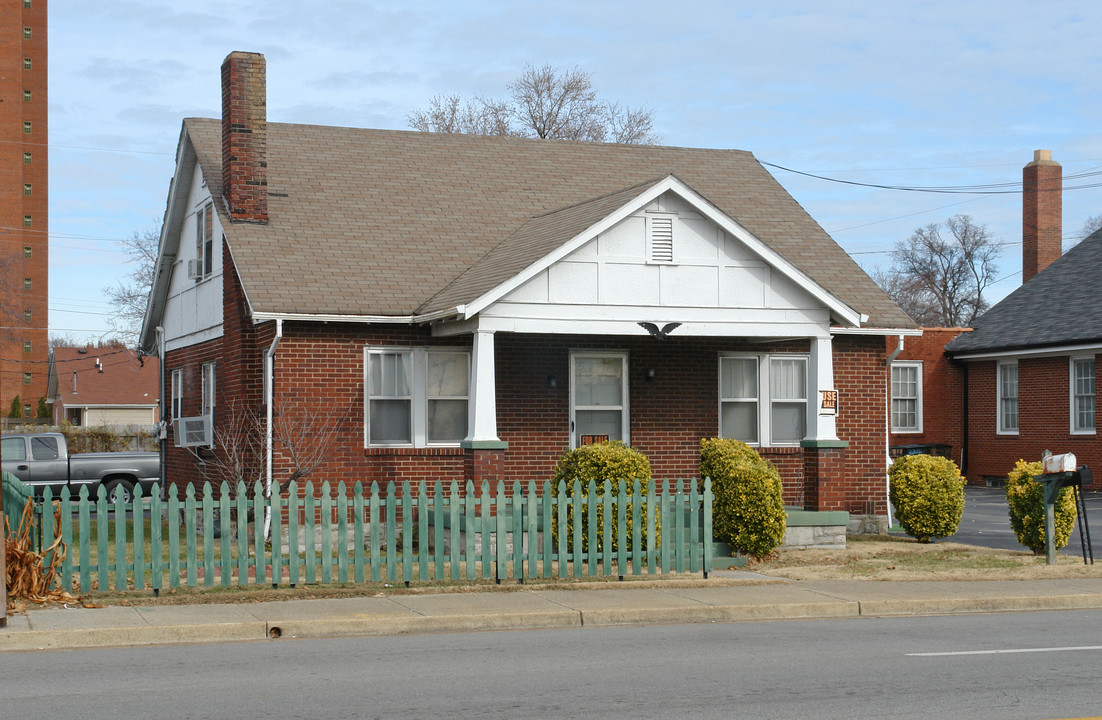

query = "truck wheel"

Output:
[[103, 479, 134, 505]]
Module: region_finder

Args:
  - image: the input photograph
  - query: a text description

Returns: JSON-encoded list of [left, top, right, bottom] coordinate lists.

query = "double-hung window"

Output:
[[890, 362, 923, 433], [1071, 357, 1096, 434], [194, 203, 214, 280], [997, 362, 1018, 434], [201, 362, 216, 419], [365, 348, 469, 446], [720, 354, 807, 445], [171, 369, 183, 421]]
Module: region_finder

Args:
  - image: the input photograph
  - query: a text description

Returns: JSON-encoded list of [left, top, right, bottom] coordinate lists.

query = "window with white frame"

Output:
[[1071, 357, 1095, 434], [720, 354, 807, 445], [171, 369, 183, 421], [194, 202, 214, 280], [890, 362, 923, 433], [998, 362, 1018, 433], [201, 362, 216, 420], [365, 348, 469, 447], [570, 352, 629, 448]]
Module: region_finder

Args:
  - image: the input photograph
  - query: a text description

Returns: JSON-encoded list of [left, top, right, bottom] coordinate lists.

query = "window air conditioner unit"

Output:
[[173, 415, 212, 448], [187, 259, 201, 280]]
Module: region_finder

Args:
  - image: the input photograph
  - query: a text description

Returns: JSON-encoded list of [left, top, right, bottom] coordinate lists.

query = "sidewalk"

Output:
[[5, 572, 1102, 652]]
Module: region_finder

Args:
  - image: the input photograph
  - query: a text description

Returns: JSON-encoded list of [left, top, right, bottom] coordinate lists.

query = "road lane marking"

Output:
[[907, 645, 1102, 657]]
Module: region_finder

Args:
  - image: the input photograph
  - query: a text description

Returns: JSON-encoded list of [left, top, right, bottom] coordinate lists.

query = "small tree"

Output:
[[35, 396, 49, 419], [699, 438, 787, 559], [1005, 460, 1077, 554], [889, 454, 965, 542], [9, 394, 22, 419]]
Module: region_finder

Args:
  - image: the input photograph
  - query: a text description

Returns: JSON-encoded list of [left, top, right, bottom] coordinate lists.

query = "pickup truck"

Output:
[[1, 432, 160, 503]]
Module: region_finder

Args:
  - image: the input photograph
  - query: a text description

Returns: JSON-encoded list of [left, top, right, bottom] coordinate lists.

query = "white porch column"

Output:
[[807, 334, 840, 442], [466, 330, 500, 443]]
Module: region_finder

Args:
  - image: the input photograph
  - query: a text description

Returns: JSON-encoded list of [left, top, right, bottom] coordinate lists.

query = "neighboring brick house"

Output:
[[47, 347, 160, 426], [140, 52, 917, 529], [942, 151, 1100, 488]]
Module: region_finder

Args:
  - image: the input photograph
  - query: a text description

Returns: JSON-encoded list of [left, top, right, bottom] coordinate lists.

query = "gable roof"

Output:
[[945, 228, 1102, 356], [50, 348, 159, 407], [179, 118, 913, 330]]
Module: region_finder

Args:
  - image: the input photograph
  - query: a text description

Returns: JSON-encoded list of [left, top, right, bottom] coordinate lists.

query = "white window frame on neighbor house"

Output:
[[364, 347, 470, 448], [201, 361, 216, 418], [890, 361, 923, 433], [171, 369, 183, 421], [570, 351, 629, 449], [719, 353, 808, 446], [1070, 356, 1096, 435], [997, 361, 1018, 434]]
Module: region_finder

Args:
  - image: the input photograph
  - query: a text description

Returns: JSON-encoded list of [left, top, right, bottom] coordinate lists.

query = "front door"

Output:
[[570, 352, 629, 449]]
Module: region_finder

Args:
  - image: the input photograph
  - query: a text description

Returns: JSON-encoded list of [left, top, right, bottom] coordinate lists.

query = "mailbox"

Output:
[[1033, 458, 1093, 566]]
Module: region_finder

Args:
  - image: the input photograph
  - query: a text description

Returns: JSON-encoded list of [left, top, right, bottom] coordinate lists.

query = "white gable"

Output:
[[480, 190, 831, 337]]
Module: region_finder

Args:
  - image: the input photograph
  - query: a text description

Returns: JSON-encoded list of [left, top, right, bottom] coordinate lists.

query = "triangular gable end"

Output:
[[462, 175, 862, 331]]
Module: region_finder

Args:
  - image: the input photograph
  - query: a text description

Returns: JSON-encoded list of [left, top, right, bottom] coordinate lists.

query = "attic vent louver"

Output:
[[647, 215, 675, 263]]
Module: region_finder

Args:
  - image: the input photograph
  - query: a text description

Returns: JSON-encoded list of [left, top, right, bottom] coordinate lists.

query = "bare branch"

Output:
[[104, 221, 161, 347]]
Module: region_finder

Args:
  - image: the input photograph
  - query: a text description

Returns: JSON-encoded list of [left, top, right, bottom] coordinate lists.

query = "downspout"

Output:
[[884, 334, 905, 529], [157, 327, 166, 495], [263, 319, 283, 540]]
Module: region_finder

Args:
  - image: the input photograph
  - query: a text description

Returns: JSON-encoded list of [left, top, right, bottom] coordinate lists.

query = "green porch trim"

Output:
[[800, 439, 849, 449], [459, 440, 509, 450]]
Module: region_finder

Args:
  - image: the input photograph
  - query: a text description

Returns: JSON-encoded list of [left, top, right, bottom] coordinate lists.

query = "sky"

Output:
[[46, 1, 1102, 342]]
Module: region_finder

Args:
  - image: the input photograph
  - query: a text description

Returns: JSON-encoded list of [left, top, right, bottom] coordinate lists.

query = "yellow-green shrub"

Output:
[[1005, 459, 1077, 554], [699, 438, 786, 560], [889, 454, 965, 542], [551, 442, 658, 553]]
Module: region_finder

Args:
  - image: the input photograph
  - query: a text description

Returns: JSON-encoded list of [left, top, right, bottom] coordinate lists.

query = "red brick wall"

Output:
[[888, 328, 968, 465], [964, 354, 1101, 489], [834, 335, 891, 515]]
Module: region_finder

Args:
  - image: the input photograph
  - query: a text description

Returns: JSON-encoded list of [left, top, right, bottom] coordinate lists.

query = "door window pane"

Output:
[[575, 409, 623, 445], [575, 357, 623, 406]]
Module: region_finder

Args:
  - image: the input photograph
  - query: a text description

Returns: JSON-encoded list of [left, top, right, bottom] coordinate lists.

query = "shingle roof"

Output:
[[184, 118, 913, 328], [52, 348, 159, 406], [945, 228, 1102, 354]]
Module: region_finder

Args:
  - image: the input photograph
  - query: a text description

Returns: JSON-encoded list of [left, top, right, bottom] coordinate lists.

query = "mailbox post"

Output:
[[1033, 453, 1094, 566]]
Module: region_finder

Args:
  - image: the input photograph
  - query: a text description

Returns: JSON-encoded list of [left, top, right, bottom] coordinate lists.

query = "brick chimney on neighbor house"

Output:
[[1022, 149, 1061, 283], [221, 51, 268, 223]]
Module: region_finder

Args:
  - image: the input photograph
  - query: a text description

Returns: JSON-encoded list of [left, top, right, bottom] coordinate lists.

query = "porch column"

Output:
[[463, 331, 508, 484], [802, 333, 848, 511]]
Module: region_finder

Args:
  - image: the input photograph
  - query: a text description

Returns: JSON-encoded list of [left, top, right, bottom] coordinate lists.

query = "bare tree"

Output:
[[409, 64, 657, 144], [188, 399, 265, 495], [104, 222, 160, 347], [272, 389, 354, 492], [876, 214, 999, 327], [1069, 214, 1102, 249]]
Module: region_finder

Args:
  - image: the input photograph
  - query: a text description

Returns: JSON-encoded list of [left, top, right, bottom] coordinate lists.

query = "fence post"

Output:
[[702, 477, 713, 579]]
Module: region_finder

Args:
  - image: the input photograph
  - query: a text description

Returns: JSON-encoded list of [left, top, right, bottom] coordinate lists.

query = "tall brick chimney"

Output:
[[1021, 149, 1061, 283], [221, 51, 267, 223]]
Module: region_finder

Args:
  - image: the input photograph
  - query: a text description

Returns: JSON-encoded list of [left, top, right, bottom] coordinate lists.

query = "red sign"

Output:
[[581, 435, 610, 446]]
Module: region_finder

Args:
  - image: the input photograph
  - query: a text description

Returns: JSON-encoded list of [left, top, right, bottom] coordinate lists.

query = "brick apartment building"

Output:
[[141, 52, 918, 529], [1, 0, 49, 418]]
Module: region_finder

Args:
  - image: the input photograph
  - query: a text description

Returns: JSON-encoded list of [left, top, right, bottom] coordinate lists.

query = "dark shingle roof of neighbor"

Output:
[[945, 228, 1102, 354], [183, 117, 914, 328]]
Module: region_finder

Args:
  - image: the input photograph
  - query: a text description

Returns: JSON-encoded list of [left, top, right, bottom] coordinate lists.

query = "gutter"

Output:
[[251, 307, 462, 326], [265, 318, 283, 499]]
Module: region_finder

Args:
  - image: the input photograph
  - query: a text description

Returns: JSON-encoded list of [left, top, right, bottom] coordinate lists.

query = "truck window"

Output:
[[31, 436, 59, 460], [2, 437, 27, 461]]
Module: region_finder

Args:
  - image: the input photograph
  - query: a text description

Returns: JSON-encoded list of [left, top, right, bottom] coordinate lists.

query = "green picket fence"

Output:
[[14, 477, 713, 594]]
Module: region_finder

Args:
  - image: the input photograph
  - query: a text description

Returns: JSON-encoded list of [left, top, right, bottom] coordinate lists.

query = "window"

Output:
[[571, 352, 629, 448], [23, 215, 31, 227], [891, 362, 923, 433], [720, 354, 808, 445], [23, 152, 32, 164], [23, 278, 31, 290], [998, 362, 1018, 433], [1072, 358, 1095, 434], [23, 27, 31, 39], [365, 348, 469, 446], [646, 214, 675, 263], [194, 203, 214, 280], [23, 90, 31, 102], [201, 362, 216, 419], [24, 184, 32, 195], [31, 435, 58, 460], [23, 121, 31, 134], [67, 408, 83, 426], [2, 437, 27, 461], [23, 58, 31, 71], [23, 372, 32, 385], [23, 246, 31, 258], [23, 309, 32, 323], [171, 369, 183, 421], [23, 341, 31, 353]]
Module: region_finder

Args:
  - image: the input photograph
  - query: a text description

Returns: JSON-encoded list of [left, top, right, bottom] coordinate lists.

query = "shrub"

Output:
[[1005, 459, 1077, 554], [551, 441, 657, 554], [9, 394, 21, 419], [35, 396, 50, 419], [699, 438, 786, 560], [889, 454, 965, 542]]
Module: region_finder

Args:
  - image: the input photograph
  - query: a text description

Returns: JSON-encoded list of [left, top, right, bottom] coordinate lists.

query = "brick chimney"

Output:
[[221, 51, 267, 223], [1021, 149, 1061, 283]]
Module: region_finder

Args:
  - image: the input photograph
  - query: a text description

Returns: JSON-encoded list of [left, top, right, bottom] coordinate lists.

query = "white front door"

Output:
[[570, 352, 629, 449]]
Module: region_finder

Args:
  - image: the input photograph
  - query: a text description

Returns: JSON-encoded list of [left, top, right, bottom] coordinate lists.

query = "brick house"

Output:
[[140, 52, 916, 529], [47, 346, 160, 426]]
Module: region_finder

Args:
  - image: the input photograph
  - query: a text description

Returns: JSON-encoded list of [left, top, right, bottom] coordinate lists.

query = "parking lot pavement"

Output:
[[902, 485, 1101, 557]]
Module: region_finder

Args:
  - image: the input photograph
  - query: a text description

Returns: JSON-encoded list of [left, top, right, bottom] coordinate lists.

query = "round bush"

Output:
[[551, 441, 657, 554], [888, 454, 965, 542], [1005, 459, 1077, 554], [699, 438, 786, 560]]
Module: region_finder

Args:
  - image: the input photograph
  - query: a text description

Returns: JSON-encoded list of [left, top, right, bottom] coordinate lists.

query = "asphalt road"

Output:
[[5, 611, 1102, 719], [902, 484, 1101, 557]]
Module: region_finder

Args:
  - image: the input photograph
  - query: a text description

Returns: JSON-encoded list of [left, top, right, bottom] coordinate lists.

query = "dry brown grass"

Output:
[[754, 534, 1100, 581]]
